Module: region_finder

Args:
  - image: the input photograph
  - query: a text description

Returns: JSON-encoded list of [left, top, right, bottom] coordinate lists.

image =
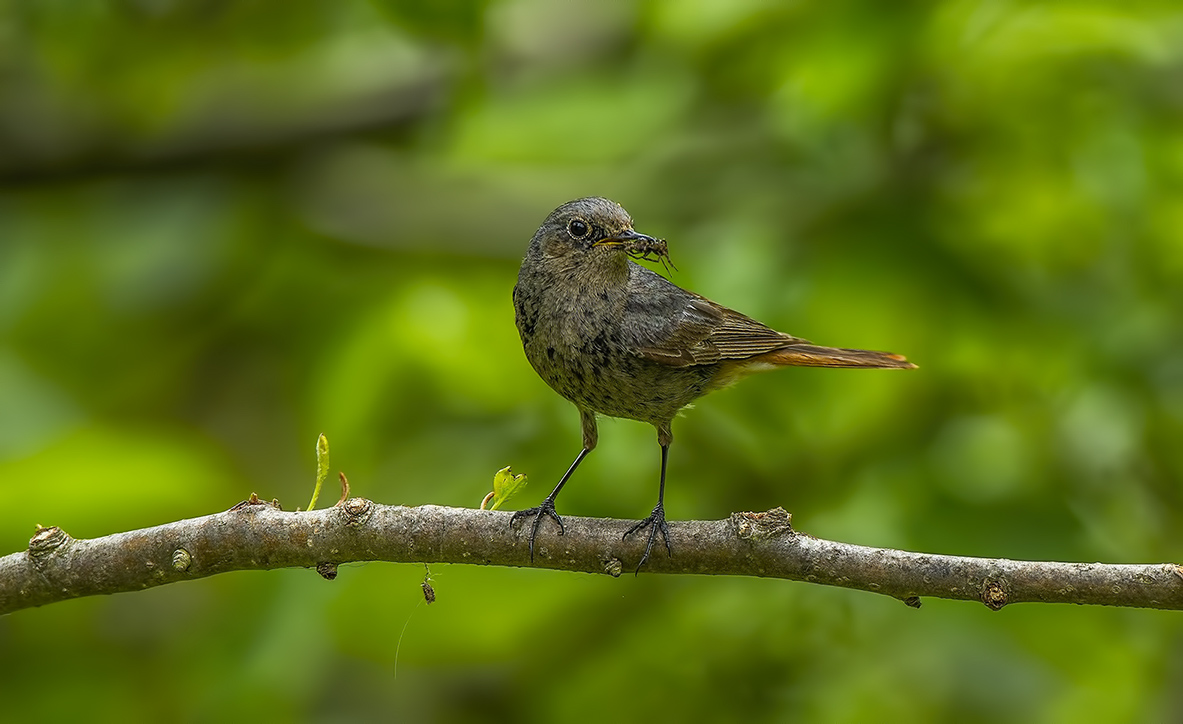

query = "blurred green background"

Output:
[[2, 0, 1183, 721]]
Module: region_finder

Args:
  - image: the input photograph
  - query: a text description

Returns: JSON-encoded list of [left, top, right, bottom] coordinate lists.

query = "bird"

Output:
[[511, 197, 915, 570]]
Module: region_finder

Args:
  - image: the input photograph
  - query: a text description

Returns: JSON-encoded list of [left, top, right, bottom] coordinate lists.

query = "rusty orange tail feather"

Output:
[[752, 344, 917, 369]]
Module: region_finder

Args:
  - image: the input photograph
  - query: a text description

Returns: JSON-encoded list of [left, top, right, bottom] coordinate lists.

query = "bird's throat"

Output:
[[567, 251, 629, 293]]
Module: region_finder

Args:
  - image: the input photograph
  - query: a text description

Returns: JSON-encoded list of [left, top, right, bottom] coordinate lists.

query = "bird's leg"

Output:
[[510, 448, 590, 561], [624, 439, 672, 573], [511, 410, 597, 562]]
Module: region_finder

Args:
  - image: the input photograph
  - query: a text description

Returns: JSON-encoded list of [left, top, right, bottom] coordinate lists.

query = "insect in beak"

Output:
[[596, 229, 677, 275]]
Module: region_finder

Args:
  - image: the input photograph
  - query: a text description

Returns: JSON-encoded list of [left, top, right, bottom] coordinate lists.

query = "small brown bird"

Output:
[[511, 197, 915, 570]]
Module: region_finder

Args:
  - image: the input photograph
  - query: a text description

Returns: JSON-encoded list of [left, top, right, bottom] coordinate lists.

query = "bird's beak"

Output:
[[594, 229, 658, 247], [593, 228, 677, 272]]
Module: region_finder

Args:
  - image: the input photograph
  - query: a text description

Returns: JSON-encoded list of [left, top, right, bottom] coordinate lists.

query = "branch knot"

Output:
[[29, 526, 70, 557], [341, 498, 373, 527], [732, 508, 793, 541], [171, 548, 192, 572], [981, 578, 1009, 611]]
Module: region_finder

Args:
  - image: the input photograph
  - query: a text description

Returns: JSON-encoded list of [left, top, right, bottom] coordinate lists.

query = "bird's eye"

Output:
[[568, 219, 590, 239]]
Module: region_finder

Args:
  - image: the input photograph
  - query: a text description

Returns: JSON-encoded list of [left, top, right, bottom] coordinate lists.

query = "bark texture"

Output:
[[3, 498, 1181, 615]]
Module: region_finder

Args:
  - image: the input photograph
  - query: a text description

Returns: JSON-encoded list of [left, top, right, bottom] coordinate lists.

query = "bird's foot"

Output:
[[623, 503, 672, 574], [510, 498, 565, 562]]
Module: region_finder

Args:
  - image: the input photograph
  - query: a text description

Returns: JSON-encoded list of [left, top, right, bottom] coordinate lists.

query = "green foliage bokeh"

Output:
[[2, 1, 1182, 721]]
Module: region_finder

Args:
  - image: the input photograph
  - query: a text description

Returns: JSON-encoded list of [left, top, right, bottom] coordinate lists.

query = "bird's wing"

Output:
[[621, 262, 806, 367]]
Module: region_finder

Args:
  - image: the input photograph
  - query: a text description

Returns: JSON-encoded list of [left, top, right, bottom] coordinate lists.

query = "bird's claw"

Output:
[[510, 498, 565, 562], [623, 503, 671, 574]]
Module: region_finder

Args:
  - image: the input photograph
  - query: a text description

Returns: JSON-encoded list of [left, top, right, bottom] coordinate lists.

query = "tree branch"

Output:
[[2, 497, 1181, 616]]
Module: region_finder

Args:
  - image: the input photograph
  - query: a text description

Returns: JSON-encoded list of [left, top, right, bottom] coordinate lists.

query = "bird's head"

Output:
[[528, 197, 669, 272]]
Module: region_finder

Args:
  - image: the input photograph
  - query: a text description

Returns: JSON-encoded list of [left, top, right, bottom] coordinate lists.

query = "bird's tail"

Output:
[[753, 344, 917, 369]]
